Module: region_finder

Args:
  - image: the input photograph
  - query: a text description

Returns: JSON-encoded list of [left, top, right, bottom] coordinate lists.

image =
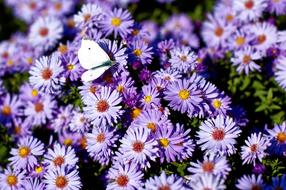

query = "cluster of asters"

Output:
[[201, 0, 286, 91], [0, 0, 286, 189]]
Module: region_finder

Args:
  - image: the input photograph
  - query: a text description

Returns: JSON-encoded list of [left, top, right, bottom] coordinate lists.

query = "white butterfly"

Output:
[[78, 39, 113, 82]]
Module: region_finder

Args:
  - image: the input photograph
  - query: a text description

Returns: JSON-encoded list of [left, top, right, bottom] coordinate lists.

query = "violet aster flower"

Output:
[[210, 94, 232, 116], [44, 0, 75, 18], [0, 167, 26, 190], [61, 52, 84, 81], [44, 167, 82, 190], [267, 0, 286, 15], [69, 110, 90, 133], [231, 46, 262, 75], [129, 40, 153, 65], [140, 84, 160, 109], [28, 16, 63, 51], [44, 143, 78, 169], [132, 109, 172, 133], [266, 122, 286, 155], [155, 68, 181, 82], [83, 86, 122, 126], [98, 39, 128, 68], [25, 178, 46, 190], [19, 83, 41, 101], [0, 94, 22, 126], [189, 174, 226, 190], [164, 78, 203, 114], [74, 3, 103, 28], [226, 29, 253, 50], [29, 53, 64, 94], [169, 46, 197, 73], [9, 136, 44, 170], [250, 22, 277, 53], [51, 105, 73, 133], [241, 132, 271, 165], [188, 154, 231, 179], [107, 161, 144, 190], [100, 8, 134, 38], [86, 125, 119, 165], [114, 74, 134, 94], [201, 14, 234, 48], [236, 174, 265, 190], [24, 94, 56, 126], [117, 126, 159, 169], [233, 0, 267, 22], [197, 115, 241, 155], [155, 124, 186, 163], [144, 171, 187, 190]]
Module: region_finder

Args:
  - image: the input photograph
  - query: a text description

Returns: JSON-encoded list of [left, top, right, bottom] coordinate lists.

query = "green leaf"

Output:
[[255, 104, 268, 112]]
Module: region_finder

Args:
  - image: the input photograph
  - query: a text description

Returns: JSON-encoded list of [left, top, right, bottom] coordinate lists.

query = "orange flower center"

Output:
[[236, 37, 245, 46], [257, 34, 266, 44], [243, 55, 251, 64], [147, 122, 157, 132], [214, 27, 224, 37], [41, 68, 53, 80], [34, 102, 44, 113], [133, 49, 142, 56], [250, 144, 258, 152], [277, 132, 286, 143], [96, 133, 106, 143], [180, 55, 187, 62], [53, 156, 65, 166], [116, 175, 129, 187], [202, 161, 215, 172], [84, 14, 91, 22], [96, 100, 109, 112], [55, 176, 68, 188], [2, 105, 11, 116], [159, 186, 171, 190], [54, 2, 62, 11], [6, 175, 17, 186], [18, 146, 30, 158]]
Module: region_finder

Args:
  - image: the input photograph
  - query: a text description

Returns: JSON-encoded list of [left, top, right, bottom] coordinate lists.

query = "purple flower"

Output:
[[100, 8, 134, 38], [144, 171, 187, 190], [44, 167, 81, 190], [0, 94, 22, 126], [233, 0, 267, 22], [267, 0, 286, 15], [241, 132, 271, 165], [44, 143, 78, 170], [107, 161, 144, 190], [197, 115, 241, 155], [169, 46, 197, 73], [128, 40, 153, 65], [86, 125, 119, 165], [164, 78, 203, 114], [28, 16, 63, 51], [61, 52, 84, 81], [236, 174, 264, 190], [0, 167, 26, 189], [140, 84, 160, 109], [29, 53, 64, 94], [116, 127, 158, 169], [83, 86, 122, 126], [266, 122, 286, 155], [189, 174, 226, 190], [9, 136, 44, 170]]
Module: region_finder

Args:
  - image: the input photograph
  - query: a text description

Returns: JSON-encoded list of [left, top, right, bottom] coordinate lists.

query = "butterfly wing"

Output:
[[78, 39, 110, 70], [81, 66, 110, 82]]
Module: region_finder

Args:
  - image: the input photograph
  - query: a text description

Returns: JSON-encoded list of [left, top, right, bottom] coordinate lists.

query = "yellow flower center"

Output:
[[131, 108, 141, 119], [212, 99, 222, 109], [18, 146, 30, 158], [67, 64, 74, 71], [144, 95, 152, 103], [64, 138, 73, 146], [133, 49, 142, 56], [2, 105, 11, 116], [277, 132, 286, 143], [6, 175, 17, 186], [26, 57, 33, 65], [117, 85, 124, 93], [235, 37, 245, 46], [31, 89, 38, 97], [147, 122, 157, 132], [111, 17, 122, 27], [7, 59, 13, 66], [178, 89, 190, 100], [58, 44, 68, 54], [159, 138, 170, 148], [35, 166, 43, 173]]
